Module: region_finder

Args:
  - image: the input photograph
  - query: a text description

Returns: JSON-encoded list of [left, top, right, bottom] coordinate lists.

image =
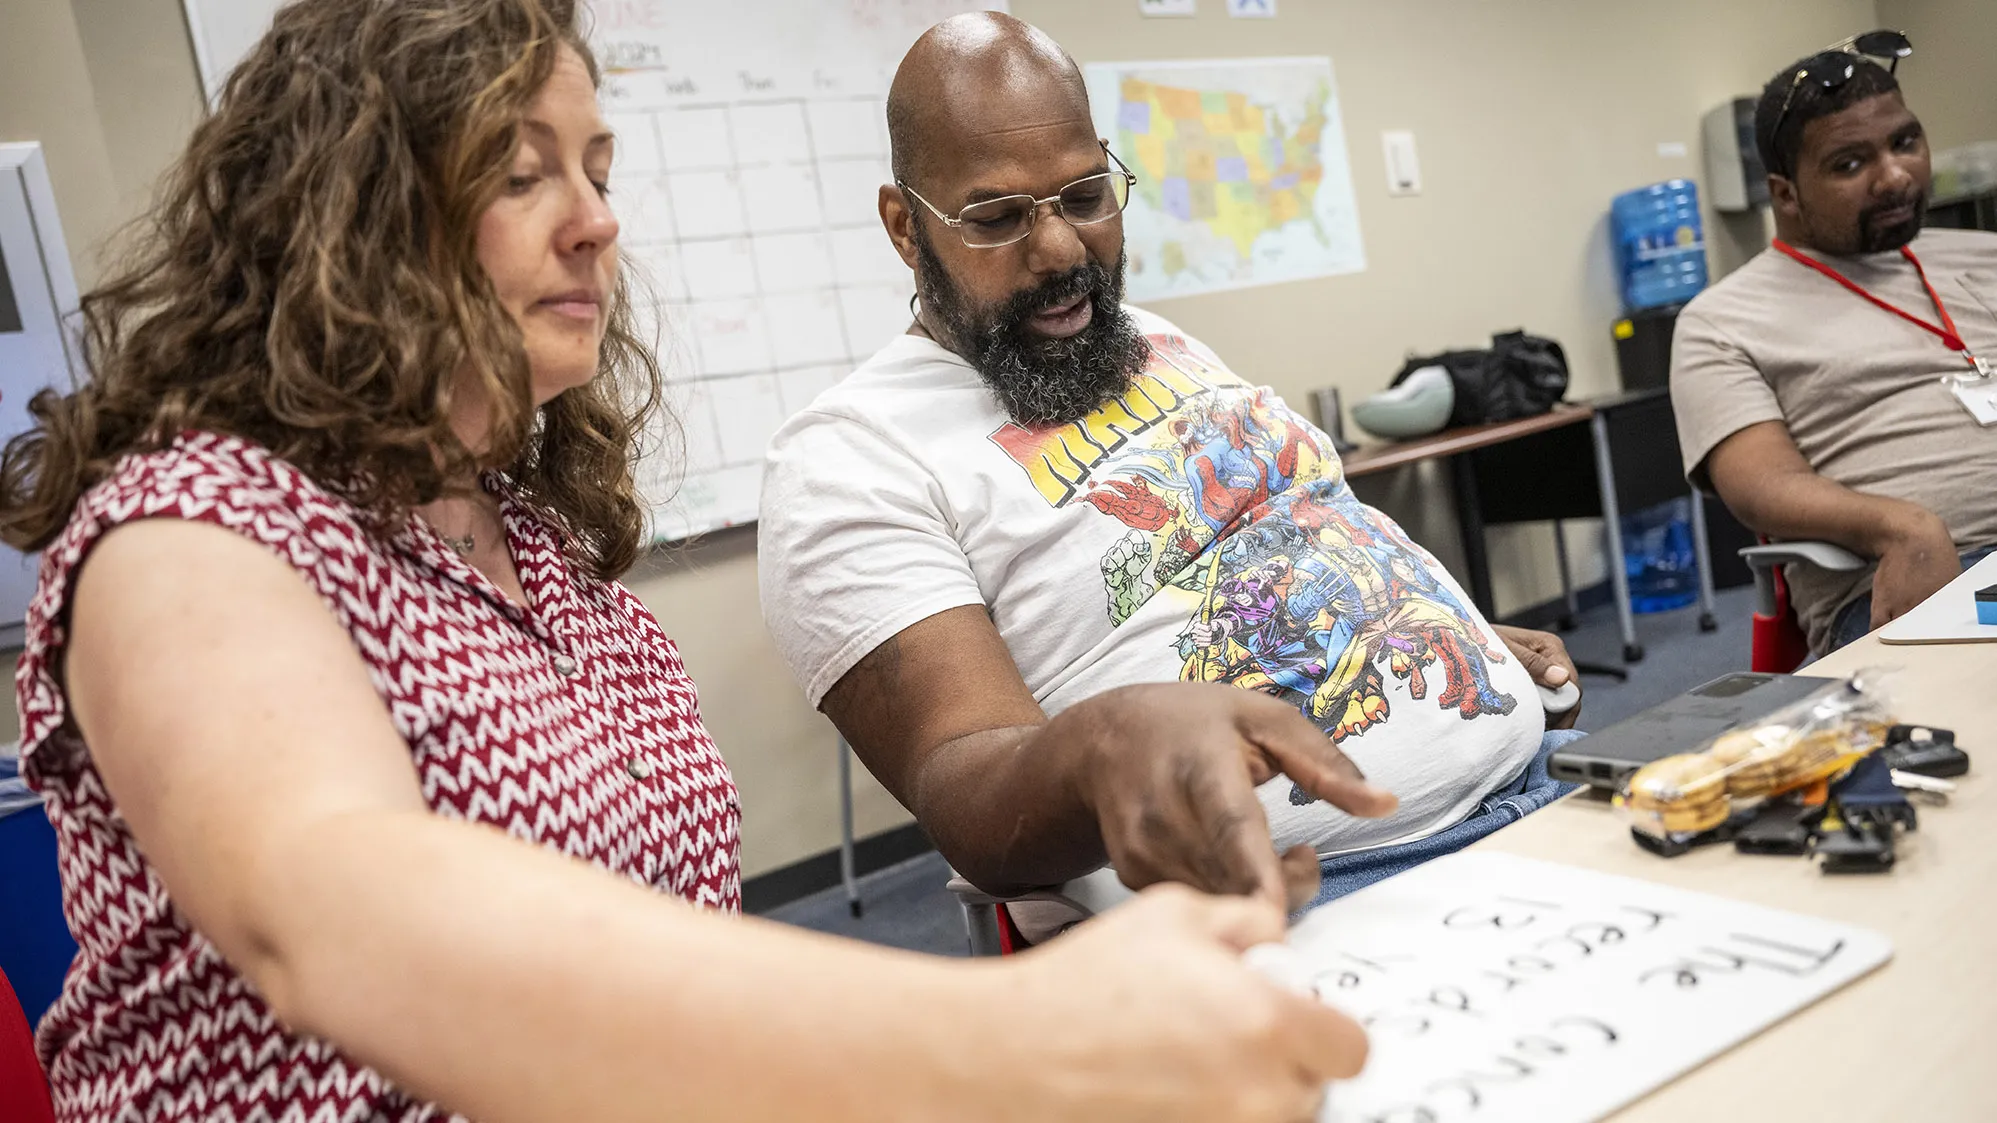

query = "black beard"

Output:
[[1857, 194, 1926, 253], [913, 226, 1150, 427]]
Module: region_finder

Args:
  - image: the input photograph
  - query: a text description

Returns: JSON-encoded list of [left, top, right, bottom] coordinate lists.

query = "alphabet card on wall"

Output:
[[1271, 851, 1892, 1123]]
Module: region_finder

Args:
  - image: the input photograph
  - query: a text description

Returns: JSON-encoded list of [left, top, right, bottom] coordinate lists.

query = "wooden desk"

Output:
[[1478, 635, 1995, 1121], [1341, 404, 1595, 479]]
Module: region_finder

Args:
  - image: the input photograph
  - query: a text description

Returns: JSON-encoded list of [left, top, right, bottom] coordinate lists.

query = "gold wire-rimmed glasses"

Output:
[[899, 142, 1137, 249]]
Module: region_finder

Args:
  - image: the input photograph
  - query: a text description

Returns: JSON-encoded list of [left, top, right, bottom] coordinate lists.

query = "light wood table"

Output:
[[1476, 633, 1995, 1121]]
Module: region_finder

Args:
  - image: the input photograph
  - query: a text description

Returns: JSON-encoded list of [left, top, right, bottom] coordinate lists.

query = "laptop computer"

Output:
[[1549, 672, 1828, 789]]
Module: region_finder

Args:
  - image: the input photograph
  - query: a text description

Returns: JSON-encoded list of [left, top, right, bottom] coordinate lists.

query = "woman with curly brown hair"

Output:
[[0, 1, 1365, 1120]]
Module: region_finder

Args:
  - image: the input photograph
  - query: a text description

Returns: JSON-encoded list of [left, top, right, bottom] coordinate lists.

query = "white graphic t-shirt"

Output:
[[759, 307, 1543, 855]]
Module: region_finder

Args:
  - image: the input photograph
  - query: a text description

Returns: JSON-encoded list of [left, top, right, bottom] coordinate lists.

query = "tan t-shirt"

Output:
[[1671, 227, 1997, 652]]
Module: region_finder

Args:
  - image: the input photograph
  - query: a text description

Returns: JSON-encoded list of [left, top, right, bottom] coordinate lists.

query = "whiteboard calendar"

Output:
[[181, 0, 1007, 540], [593, 0, 1007, 539]]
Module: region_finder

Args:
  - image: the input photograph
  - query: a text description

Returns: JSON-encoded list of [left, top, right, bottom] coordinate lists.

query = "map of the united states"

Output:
[[1116, 77, 1333, 275], [1087, 57, 1365, 300]]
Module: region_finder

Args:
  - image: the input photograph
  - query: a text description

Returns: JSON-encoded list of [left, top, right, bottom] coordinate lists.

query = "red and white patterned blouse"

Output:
[[16, 431, 742, 1122]]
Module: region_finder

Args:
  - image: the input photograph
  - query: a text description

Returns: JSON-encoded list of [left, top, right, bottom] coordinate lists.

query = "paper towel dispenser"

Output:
[[1703, 97, 1770, 213]]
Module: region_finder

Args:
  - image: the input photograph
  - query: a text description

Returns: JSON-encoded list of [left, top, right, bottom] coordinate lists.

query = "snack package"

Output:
[[1615, 672, 1896, 845]]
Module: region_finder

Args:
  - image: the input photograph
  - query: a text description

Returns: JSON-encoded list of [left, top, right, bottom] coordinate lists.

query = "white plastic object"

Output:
[[1351, 365, 1455, 439], [1538, 680, 1582, 714]]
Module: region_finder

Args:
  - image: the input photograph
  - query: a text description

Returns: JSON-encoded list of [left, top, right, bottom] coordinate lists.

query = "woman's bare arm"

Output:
[[65, 519, 1364, 1123]]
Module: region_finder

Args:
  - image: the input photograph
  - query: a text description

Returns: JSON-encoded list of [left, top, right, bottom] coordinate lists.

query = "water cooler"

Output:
[[1609, 180, 1707, 614]]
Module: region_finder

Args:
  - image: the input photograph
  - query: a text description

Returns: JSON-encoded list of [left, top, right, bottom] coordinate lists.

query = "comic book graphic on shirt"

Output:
[[989, 330, 1516, 773]]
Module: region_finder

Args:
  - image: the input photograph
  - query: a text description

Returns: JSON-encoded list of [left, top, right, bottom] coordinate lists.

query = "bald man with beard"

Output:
[[759, 13, 1584, 933]]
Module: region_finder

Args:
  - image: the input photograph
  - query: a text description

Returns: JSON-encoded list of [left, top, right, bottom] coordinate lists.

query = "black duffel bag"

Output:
[[1388, 330, 1569, 428]]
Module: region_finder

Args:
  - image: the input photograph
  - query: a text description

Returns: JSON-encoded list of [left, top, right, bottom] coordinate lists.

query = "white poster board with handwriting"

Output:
[[1273, 851, 1891, 1123], [179, 0, 1006, 541]]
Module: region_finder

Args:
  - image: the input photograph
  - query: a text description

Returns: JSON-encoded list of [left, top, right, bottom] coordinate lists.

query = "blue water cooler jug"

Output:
[[1611, 180, 1708, 312], [1620, 496, 1699, 614], [1611, 182, 1707, 616]]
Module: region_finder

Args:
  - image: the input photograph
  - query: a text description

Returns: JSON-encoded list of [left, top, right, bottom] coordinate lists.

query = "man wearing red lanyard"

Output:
[[1672, 35, 1997, 656]]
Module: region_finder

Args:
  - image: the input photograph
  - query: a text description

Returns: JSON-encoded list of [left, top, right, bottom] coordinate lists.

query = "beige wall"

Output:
[[0, 0, 204, 288], [28, 0, 1997, 880], [1879, 0, 1997, 151], [68, 0, 210, 236], [0, 0, 121, 291]]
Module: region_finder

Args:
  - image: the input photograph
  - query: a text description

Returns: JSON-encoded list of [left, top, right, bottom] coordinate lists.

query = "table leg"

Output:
[[1590, 413, 1644, 663], [1553, 519, 1578, 631], [838, 737, 862, 918], [1450, 454, 1496, 617], [1689, 492, 1719, 633], [961, 898, 1005, 957]]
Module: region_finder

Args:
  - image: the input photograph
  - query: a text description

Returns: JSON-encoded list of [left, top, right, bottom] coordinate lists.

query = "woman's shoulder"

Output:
[[96, 429, 331, 503], [73, 430, 367, 541], [43, 430, 386, 617], [20, 434, 388, 786]]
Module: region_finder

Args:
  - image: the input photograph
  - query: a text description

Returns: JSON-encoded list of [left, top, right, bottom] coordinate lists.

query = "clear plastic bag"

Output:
[[1614, 672, 1895, 841]]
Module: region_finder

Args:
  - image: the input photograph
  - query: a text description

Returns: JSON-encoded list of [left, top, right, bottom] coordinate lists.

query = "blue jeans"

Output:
[[1827, 544, 1997, 652], [1305, 728, 1583, 909]]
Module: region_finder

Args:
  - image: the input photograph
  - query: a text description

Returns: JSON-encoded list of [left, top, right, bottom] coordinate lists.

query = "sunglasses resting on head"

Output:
[[1772, 28, 1914, 170]]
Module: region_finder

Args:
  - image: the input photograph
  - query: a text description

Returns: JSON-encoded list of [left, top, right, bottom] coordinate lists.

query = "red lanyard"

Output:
[[1771, 239, 1978, 367]]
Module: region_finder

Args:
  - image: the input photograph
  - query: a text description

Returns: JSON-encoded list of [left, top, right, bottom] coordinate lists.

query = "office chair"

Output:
[[950, 877, 1032, 956], [949, 870, 1137, 957], [0, 966, 54, 1123], [1738, 542, 1865, 672]]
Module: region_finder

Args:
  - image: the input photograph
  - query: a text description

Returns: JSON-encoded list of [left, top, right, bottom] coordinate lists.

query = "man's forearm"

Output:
[[1720, 466, 1936, 558], [822, 610, 1120, 897], [1709, 425, 1966, 630], [911, 724, 1110, 896]]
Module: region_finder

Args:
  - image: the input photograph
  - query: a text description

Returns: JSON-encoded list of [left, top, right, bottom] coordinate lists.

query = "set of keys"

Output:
[[1732, 725, 1968, 873], [1877, 723, 1970, 782]]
